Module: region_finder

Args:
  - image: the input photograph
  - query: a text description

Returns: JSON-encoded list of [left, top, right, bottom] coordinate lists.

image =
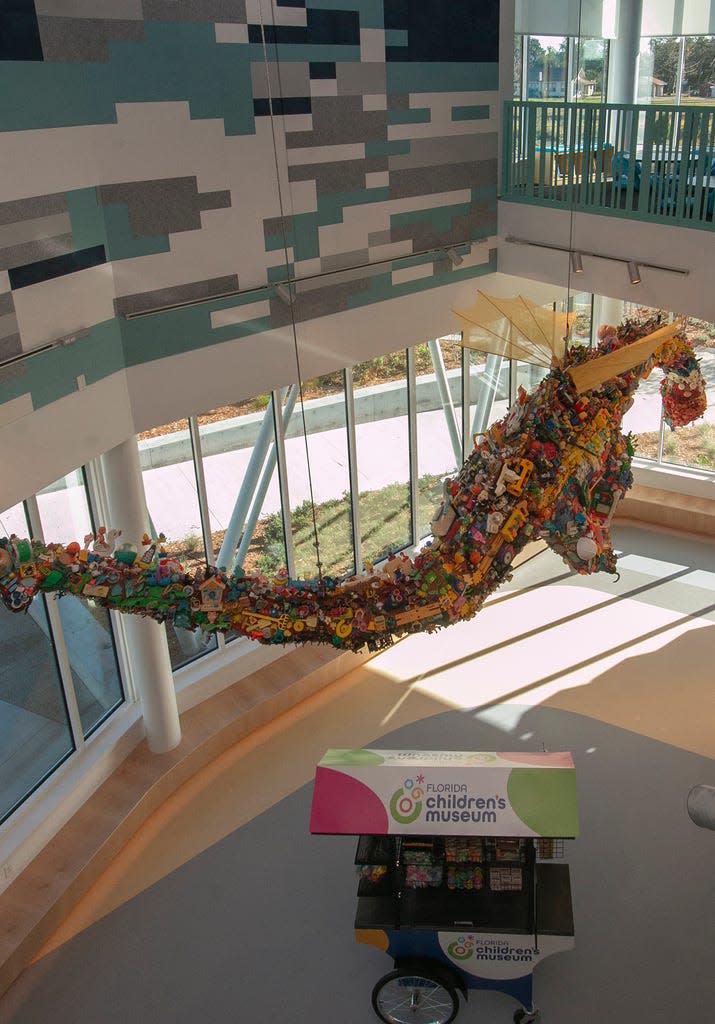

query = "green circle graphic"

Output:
[[507, 768, 579, 836], [389, 787, 422, 824]]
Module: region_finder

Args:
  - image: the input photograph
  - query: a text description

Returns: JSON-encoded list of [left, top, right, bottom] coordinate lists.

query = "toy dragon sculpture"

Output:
[[0, 316, 707, 653]]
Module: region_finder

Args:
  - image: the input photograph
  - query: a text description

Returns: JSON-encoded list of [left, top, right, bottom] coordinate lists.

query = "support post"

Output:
[[101, 438, 181, 753]]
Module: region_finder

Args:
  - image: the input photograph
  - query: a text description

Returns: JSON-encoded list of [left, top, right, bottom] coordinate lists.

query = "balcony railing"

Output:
[[502, 100, 715, 230]]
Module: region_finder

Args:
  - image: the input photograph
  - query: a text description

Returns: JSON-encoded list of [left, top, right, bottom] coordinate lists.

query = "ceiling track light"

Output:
[[504, 235, 689, 278], [445, 247, 464, 267]]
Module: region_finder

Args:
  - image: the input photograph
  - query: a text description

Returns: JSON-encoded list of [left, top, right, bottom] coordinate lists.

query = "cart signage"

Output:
[[438, 931, 575, 979], [310, 750, 578, 837]]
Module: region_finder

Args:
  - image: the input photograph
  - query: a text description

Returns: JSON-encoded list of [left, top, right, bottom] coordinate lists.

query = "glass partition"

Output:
[[416, 337, 463, 540]]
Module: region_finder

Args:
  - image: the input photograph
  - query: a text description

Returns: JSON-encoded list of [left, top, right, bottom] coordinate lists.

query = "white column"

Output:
[[101, 438, 181, 753], [608, 0, 643, 104], [592, 295, 625, 336]]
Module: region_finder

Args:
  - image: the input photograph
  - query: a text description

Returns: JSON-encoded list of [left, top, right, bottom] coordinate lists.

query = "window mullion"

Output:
[[343, 366, 362, 574], [407, 346, 418, 547]]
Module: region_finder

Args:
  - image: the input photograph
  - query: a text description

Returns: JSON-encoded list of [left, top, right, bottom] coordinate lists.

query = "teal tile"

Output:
[[65, 189, 109, 252], [385, 30, 409, 46], [365, 140, 411, 157], [390, 202, 474, 234], [387, 63, 498, 93], [452, 104, 490, 121], [101, 205, 170, 261], [387, 108, 431, 125], [0, 319, 125, 412], [0, 24, 259, 135], [267, 264, 294, 282]]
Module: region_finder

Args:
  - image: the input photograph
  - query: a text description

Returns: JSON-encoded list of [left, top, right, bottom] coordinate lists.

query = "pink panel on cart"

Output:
[[310, 767, 389, 834]]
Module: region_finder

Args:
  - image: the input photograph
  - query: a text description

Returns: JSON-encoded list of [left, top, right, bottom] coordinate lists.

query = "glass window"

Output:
[[659, 317, 715, 471], [575, 38, 608, 102], [138, 417, 218, 668], [0, 503, 75, 824], [416, 337, 463, 541], [468, 349, 509, 439], [683, 37, 715, 101], [283, 374, 354, 579], [527, 35, 568, 100], [35, 470, 124, 737], [198, 393, 287, 584], [637, 37, 680, 102], [352, 350, 412, 565]]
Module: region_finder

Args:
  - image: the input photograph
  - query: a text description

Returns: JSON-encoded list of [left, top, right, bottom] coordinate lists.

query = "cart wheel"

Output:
[[372, 968, 459, 1024], [513, 1009, 540, 1024]]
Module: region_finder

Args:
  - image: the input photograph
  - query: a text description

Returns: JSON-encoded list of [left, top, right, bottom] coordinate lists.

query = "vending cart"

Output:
[[310, 749, 578, 1024]]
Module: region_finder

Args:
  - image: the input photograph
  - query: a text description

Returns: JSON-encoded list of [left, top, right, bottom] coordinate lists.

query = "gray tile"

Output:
[[263, 216, 294, 238], [115, 275, 239, 317], [288, 160, 367, 194], [197, 191, 232, 212], [98, 178, 212, 238], [0, 313, 19, 340], [35, 0, 143, 16], [389, 199, 496, 252], [387, 93, 410, 109], [335, 63, 386, 95], [388, 160, 496, 200], [0, 334, 22, 361], [0, 195, 67, 228], [0, 235, 74, 273], [0, 292, 15, 317], [388, 133, 496, 170], [0, 213, 72, 251], [142, 0, 247, 22], [285, 97, 387, 148], [320, 250, 369, 272], [38, 16, 145, 62], [367, 230, 392, 246], [0, 361, 25, 383], [269, 278, 370, 326], [251, 61, 309, 99]]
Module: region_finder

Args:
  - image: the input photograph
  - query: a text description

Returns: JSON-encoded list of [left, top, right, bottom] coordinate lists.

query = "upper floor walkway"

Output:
[[502, 100, 715, 231]]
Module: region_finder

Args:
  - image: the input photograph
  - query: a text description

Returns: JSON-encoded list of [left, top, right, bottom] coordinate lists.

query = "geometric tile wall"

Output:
[[0, 0, 500, 417]]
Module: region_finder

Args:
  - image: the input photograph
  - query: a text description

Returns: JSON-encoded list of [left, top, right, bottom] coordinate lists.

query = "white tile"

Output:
[[210, 300, 270, 329]]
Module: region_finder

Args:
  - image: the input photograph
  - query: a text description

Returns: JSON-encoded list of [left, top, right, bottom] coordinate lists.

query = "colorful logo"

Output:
[[447, 936, 475, 961], [389, 776, 424, 824]]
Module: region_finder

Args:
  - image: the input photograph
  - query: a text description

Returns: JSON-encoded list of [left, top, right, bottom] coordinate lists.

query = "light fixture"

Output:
[[274, 283, 293, 305], [445, 247, 464, 267], [627, 261, 641, 285], [504, 236, 689, 278], [570, 251, 584, 273]]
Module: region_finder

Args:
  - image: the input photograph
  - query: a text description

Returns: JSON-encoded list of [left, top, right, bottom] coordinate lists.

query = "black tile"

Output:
[[253, 97, 312, 117], [309, 61, 336, 80], [0, 0, 43, 61], [385, 0, 498, 63], [8, 245, 106, 289], [306, 8, 360, 46]]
